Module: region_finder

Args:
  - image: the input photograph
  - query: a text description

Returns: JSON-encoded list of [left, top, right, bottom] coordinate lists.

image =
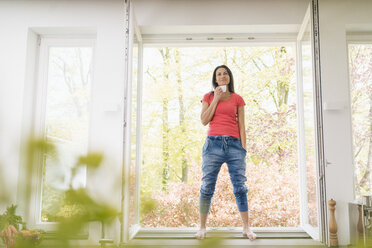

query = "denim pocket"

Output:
[[241, 145, 247, 153], [238, 141, 247, 153], [202, 138, 210, 153]]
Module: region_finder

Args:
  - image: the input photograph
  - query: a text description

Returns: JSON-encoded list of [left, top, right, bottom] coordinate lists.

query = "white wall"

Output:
[[133, 0, 309, 27], [319, 0, 372, 245], [0, 0, 126, 244]]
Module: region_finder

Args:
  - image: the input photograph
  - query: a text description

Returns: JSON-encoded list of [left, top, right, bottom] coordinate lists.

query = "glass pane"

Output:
[[41, 47, 93, 222], [129, 43, 139, 227], [301, 21, 319, 227], [141, 46, 300, 227], [349, 44, 372, 199]]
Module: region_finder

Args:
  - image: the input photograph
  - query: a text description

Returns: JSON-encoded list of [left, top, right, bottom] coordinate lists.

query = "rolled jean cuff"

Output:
[[235, 193, 248, 212], [199, 196, 211, 214]]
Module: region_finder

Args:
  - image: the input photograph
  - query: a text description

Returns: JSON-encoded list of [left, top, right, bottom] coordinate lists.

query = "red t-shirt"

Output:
[[201, 92, 246, 139]]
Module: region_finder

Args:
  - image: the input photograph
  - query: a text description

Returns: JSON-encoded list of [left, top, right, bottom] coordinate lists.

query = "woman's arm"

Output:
[[200, 88, 223, 126], [200, 100, 218, 126], [237, 106, 246, 149]]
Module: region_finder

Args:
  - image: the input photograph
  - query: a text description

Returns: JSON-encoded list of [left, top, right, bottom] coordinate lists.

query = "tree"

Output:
[[52, 48, 91, 118], [174, 49, 189, 182], [141, 46, 300, 227], [349, 44, 372, 197]]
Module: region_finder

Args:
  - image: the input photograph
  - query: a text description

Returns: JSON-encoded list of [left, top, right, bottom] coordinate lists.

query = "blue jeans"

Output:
[[199, 135, 248, 214]]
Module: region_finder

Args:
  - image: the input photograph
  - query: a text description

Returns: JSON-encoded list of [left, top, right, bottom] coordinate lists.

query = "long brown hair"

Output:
[[211, 65, 235, 94]]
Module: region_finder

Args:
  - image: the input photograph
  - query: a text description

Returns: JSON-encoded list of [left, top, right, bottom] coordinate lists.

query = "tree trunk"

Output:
[[162, 97, 170, 191], [159, 48, 171, 191], [223, 48, 228, 65], [175, 49, 188, 183], [276, 80, 289, 110], [275, 47, 290, 111]]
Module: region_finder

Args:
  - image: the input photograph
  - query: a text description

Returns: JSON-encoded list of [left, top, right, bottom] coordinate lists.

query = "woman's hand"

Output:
[[237, 106, 246, 150], [213, 86, 223, 102], [200, 87, 224, 126]]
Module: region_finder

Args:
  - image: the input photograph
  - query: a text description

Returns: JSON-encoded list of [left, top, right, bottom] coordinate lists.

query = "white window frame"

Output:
[[122, 0, 143, 243], [29, 36, 96, 232], [123, 12, 326, 245], [295, 3, 324, 241]]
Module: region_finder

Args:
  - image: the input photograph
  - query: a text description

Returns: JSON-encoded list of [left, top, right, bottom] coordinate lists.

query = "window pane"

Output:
[[349, 44, 372, 199], [301, 22, 319, 228], [141, 46, 300, 227], [129, 44, 139, 227], [41, 46, 93, 222]]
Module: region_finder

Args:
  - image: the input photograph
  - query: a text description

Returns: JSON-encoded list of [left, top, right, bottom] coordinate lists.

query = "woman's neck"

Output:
[[220, 91, 231, 100]]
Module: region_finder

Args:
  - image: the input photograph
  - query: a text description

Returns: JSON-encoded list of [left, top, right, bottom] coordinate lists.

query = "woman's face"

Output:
[[215, 68, 230, 86]]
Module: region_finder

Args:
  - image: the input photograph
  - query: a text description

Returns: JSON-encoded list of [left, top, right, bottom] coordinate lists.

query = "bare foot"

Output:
[[195, 228, 206, 240], [243, 228, 257, 241]]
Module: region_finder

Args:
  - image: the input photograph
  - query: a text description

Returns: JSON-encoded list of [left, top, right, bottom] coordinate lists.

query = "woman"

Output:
[[196, 65, 256, 241]]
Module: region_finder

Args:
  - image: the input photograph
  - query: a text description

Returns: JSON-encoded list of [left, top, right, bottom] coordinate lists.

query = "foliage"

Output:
[[23, 138, 120, 247], [349, 44, 372, 199], [139, 46, 302, 227], [141, 110, 300, 227], [0, 205, 26, 232], [0, 205, 44, 248]]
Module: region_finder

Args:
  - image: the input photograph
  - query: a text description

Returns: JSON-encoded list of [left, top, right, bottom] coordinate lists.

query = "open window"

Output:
[[122, 0, 327, 244], [296, 3, 326, 241], [122, 0, 143, 243]]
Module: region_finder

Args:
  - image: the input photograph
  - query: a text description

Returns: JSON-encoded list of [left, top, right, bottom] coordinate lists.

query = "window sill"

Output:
[[42, 231, 89, 240], [129, 238, 323, 247], [135, 227, 311, 239]]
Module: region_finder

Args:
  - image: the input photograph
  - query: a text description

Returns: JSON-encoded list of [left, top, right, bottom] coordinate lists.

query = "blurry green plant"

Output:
[[0, 205, 45, 248], [20, 138, 120, 247], [0, 205, 26, 232], [199, 236, 223, 248], [3, 136, 221, 247]]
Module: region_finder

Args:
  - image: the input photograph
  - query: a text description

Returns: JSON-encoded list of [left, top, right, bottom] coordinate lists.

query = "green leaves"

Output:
[[0, 205, 26, 232], [63, 189, 118, 222], [141, 46, 300, 228], [76, 153, 103, 169]]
